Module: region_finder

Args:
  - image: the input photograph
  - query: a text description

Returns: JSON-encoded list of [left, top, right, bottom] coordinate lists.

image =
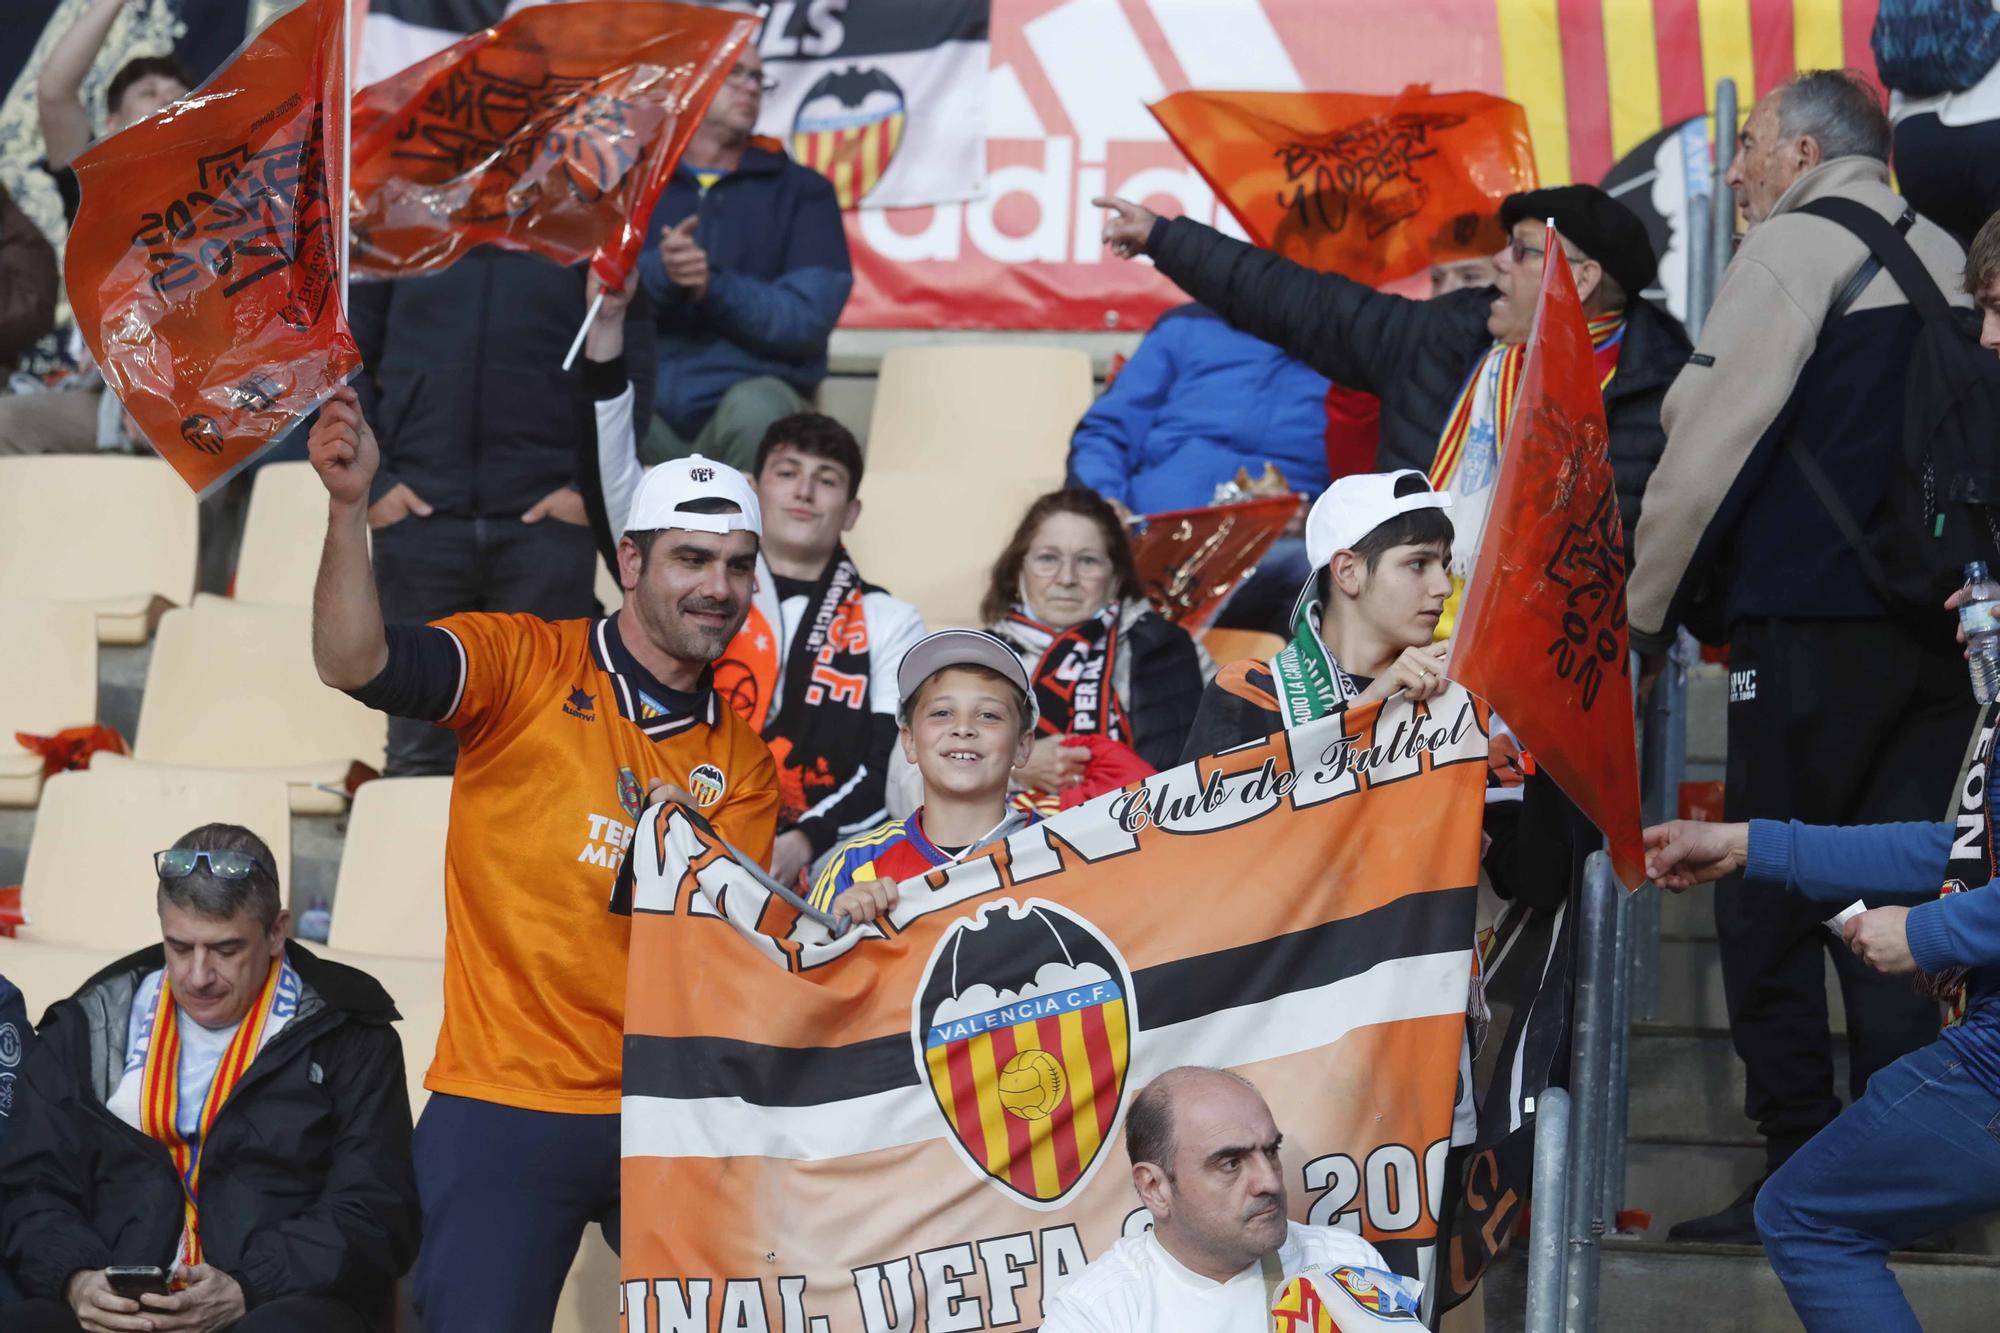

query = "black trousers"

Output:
[[0, 1294, 370, 1333], [1719, 618, 1977, 1172], [370, 512, 599, 776], [1893, 112, 2000, 249]]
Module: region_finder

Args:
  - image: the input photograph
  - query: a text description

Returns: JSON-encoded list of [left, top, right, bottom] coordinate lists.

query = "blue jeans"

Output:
[[1756, 1039, 2000, 1331]]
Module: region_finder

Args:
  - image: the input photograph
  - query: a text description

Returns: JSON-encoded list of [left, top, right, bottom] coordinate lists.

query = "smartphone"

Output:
[[105, 1266, 171, 1298]]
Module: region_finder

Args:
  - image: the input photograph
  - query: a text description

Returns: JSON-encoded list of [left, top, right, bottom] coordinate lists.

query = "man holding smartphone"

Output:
[[0, 825, 419, 1332]]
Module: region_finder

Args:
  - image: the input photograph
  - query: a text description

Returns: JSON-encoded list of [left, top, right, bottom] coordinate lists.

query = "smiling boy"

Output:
[[811, 631, 1041, 925]]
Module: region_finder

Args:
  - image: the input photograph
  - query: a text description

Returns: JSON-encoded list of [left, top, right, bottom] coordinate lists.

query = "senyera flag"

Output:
[[348, 1, 755, 286], [618, 690, 1495, 1329], [1449, 224, 1646, 890], [1149, 86, 1536, 288], [65, 0, 352, 498]]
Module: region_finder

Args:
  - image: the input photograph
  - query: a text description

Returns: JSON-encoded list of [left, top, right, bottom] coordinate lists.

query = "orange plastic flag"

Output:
[[1149, 86, 1537, 286], [348, 1, 756, 285], [1450, 225, 1646, 889], [65, 0, 353, 498]]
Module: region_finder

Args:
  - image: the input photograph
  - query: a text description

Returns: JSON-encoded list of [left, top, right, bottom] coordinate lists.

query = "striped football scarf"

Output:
[[139, 958, 283, 1270]]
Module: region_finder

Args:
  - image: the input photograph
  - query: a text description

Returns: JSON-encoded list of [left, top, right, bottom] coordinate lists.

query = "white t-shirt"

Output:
[[1041, 1222, 1393, 1333], [105, 963, 300, 1142]]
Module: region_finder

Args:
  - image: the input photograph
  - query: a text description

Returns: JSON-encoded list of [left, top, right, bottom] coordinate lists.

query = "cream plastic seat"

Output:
[[0, 456, 197, 643], [864, 345, 1094, 486], [843, 470, 1054, 629], [0, 938, 129, 1020], [0, 599, 99, 807], [133, 598, 387, 814], [19, 762, 291, 953], [232, 461, 331, 606], [326, 777, 451, 960]]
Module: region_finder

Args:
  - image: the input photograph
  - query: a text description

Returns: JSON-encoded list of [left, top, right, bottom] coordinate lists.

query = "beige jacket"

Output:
[[1626, 156, 1969, 642]]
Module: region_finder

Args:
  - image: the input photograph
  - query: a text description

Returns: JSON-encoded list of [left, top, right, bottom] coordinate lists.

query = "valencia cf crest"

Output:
[[912, 899, 1134, 1207], [616, 767, 642, 819], [688, 763, 727, 808], [791, 67, 906, 209]]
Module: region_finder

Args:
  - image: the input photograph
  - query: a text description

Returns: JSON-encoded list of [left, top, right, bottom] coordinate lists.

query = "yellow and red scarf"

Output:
[[1428, 311, 1627, 492], [139, 959, 283, 1269]]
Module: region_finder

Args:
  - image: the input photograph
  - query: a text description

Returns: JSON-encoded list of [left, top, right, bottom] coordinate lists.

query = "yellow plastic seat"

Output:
[[842, 470, 1055, 629], [0, 456, 197, 643], [326, 777, 451, 960], [864, 344, 1094, 487], [232, 461, 331, 606], [0, 599, 99, 807]]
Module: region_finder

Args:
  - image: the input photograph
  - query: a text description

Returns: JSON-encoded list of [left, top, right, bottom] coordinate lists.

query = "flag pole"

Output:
[[561, 291, 603, 371], [340, 0, 353, 313]]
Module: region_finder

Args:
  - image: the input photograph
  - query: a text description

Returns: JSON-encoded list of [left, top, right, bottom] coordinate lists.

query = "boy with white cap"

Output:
[[306, 388, 778, 1331], [811, 629, 1041, 925], [1180, 470, 1457, 760]]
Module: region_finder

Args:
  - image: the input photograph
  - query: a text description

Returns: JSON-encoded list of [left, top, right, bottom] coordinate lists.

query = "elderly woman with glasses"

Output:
[[979, 489, 1210, 810]]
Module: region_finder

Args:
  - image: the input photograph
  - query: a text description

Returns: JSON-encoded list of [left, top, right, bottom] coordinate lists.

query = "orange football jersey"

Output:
[[427, 613, 776, 1113]]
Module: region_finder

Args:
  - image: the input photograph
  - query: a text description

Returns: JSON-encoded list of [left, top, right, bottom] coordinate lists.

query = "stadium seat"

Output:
[[0, 456, 197, 643], [0, 938, 128, 1021], [844, 469, 1054, 629], [863, 345, 1093, 486], [20, 762, 291, 953], [232, 461, 330, 606], [133, 598, 387, 814], [0, 599, 99, 807], [326, 777, 451, 960]]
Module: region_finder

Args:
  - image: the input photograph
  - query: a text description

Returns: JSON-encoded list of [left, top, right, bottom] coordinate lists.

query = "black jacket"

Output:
[[351, 248, 657, 518], [1144, 216, 1692, 544], [1123, 608, 1207, 772], [0, 944, 418, 1323]]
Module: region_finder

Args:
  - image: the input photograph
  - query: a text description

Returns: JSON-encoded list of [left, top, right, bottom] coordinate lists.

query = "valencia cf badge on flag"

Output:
[[913, 899, 1134, 1206]]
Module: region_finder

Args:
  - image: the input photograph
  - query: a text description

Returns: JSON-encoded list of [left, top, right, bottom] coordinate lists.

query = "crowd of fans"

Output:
[[6, 3, 2000, 1329]]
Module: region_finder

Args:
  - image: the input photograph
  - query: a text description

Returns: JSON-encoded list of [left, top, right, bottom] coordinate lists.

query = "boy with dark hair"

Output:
[[812, 630, 1040, 925], [1180, 470, 1457, 759], [582, 275, 924, 887]]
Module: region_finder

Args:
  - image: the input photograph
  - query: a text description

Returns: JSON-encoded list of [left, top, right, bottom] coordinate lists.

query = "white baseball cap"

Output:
[[624, 454, 763, 538], [895, 629, 1039, 725], [1304, 469, 1453, 568]]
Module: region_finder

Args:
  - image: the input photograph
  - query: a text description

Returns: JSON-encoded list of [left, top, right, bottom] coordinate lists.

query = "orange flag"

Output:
[[1149, 86, 1537, 286], [65, 0, 353, 498], [348, 1, 756, 285], [1450, 224, 1646, 889]]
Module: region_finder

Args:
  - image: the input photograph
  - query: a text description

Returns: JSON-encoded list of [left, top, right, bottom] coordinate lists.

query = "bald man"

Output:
[[1043, 1067, 1409, 1331]]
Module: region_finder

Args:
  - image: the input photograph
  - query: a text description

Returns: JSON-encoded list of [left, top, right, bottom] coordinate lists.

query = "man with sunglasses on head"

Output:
[[0, 825, 418, 1333], [309, 388, 777, 1331], [1094, 185, 1690, 583], [638, 41, 853, 473]]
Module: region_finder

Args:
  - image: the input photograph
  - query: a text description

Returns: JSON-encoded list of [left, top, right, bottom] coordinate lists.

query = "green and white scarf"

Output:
[[1267, 591, 1364, 728]]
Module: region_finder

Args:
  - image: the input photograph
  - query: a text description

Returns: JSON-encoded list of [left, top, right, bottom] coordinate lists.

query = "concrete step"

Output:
[[1649, 938, 1849, 1033], [1593, 1239, 2000, 1332], [1623, 1137, 1764, 1237], [1656, 880, 1714, 941], [1625, 1028, 1851, 1142]]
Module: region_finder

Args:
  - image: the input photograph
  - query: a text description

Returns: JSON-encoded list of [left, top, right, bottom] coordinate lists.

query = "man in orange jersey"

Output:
[[307, 386, 776, 1331]]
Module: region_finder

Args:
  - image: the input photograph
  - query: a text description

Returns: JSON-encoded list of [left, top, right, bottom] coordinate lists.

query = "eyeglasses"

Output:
[[1508, 235, 1583, 266], [1025, 549, 1113, 580], [155, 848, 264, 880], [725, 66, 778, 95]]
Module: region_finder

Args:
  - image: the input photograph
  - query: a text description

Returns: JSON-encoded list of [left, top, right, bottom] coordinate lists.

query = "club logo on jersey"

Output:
[[1325, 1266, 1421, 1319], [791, 67, 907, 209], [616, 768, 643, 819], [563, 688, 596, 721], [913, 899, 1133, 1206], [688, 763, 727, 808]]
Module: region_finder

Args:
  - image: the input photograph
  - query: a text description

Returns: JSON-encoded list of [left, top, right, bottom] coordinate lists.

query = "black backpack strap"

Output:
[[1795, 197, 1951, 323], [1785, 433, 1898, 599]]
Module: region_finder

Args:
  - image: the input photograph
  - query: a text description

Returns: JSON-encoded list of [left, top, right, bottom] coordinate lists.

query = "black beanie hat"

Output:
[[1499, 184, 1658, 298]]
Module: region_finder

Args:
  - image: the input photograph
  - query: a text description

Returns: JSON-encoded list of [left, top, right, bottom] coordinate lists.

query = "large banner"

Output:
[[619, 690, 1494, 1330], [758, 0, 988, 211]]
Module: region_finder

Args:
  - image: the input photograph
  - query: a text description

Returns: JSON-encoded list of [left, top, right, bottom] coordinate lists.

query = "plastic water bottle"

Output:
[[1961, 562, 2000, 704], [297, 895, 332, 945]]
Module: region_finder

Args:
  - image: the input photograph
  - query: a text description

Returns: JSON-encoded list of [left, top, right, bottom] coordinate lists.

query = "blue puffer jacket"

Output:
[[1066, 305, 1332, 514], [639, 141, 852, 439]]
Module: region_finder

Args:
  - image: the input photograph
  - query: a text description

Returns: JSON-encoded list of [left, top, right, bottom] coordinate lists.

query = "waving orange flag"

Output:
[[1450, 224, 1646, 889], [1149, 86, 1537, 286], [65, 0, 353, 497], [348, 1, 755, 284]]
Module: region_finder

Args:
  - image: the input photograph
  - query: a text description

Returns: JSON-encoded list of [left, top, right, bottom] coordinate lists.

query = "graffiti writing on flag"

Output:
[[1274, 112, 1463, 243]]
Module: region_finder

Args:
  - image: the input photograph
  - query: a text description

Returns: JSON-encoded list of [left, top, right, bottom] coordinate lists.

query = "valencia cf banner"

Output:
[[62, 0, 353, 499], [756, 0, 987, 210], [347, 1, 755, 282], [620, 689, 1493, 1330]]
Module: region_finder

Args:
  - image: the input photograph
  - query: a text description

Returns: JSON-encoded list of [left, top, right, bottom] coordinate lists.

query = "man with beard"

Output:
[[1042, 1068, 1405, 1332], [307, 386, 777, 1331]]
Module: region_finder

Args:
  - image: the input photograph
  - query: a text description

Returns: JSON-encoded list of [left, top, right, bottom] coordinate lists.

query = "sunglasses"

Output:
[[155, 848, 265, 880]]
